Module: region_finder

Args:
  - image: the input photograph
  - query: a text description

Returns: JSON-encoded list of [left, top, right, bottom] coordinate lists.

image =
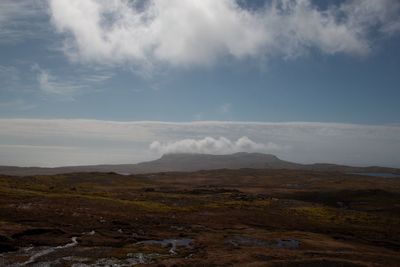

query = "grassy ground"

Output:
[[0, 169, 399, 266]]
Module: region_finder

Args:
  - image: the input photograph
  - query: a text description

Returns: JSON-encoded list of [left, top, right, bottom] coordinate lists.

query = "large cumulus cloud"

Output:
[[48, 0, 400, 68]]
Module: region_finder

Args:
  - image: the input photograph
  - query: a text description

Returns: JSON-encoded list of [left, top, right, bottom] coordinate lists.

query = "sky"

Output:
[[0, 0, 400, 167]]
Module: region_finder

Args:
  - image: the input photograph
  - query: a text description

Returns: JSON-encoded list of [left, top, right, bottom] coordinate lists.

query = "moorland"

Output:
[[0, 169, 400, 266]]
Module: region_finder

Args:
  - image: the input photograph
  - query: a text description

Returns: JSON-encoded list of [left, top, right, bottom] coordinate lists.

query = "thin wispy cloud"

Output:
[[219, 103, 232, 114], [0, 99, 36, 111], [36, 67, 84, 96], [83, 74, 114, 83], [48, 0, 400, 69], [0, 65, 20, 91], [32, 64, 113, 97], [0, 0, 48, 43]]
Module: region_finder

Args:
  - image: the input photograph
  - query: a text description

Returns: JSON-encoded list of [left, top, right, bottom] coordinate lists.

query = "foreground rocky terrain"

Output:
[[0, 169, 399, 266]]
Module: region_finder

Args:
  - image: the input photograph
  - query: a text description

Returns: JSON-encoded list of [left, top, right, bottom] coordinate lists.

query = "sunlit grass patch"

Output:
[[289, 205, 395, 228], [203, 199, 272, 210], [0, 186, 172, 212]]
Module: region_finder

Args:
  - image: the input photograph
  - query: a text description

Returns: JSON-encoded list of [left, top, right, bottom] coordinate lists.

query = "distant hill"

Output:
[[131, 152, 304, 173], [0, 152, 399, 176]]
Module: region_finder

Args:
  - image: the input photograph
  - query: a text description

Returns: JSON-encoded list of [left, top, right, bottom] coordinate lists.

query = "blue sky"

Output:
[[0, 0, 400, 167]]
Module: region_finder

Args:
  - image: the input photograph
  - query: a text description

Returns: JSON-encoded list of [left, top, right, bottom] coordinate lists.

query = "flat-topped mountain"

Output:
[[132, 152, 301, 173], [0, 152, 399, 176]]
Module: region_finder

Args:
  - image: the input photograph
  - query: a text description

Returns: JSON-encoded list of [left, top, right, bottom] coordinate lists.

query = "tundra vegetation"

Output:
[[0, 169, 399, 266]]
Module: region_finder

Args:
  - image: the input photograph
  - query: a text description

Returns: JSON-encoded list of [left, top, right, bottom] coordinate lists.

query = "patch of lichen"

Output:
[[203, 199, 271, 210], [290, 205, 399, 229]]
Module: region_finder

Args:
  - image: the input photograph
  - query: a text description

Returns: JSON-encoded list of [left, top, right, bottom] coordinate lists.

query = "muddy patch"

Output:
[[12, 228, 65, 239], [227, 236, 299, 249]]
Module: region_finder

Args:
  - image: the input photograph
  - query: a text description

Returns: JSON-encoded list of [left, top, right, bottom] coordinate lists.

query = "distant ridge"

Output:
[[0, 152, 399, 176]]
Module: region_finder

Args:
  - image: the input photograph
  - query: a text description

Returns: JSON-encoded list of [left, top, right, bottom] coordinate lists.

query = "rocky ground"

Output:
[[0, 169, 399, 266]]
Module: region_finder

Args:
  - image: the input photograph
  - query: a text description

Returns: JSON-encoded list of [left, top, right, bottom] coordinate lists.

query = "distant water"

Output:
[[351, 172, 399, 178], [115, 172, 131, 176]]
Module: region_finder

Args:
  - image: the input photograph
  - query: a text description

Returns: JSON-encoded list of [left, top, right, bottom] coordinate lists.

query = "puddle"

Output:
[[68, 253, 162, 267], [1, 244, 162, 267], [0, 233, 186, 266], [19, 237, 78, 266], [62, 256, 90, 262], [136, 238, 193, 254], [275, 239, 299, 248], [0, 237, 78, 267], [82, 230, 95, 236], [227, 236, 299, 249], [115, 172, 132, 176], [0, 230, 98, 266]]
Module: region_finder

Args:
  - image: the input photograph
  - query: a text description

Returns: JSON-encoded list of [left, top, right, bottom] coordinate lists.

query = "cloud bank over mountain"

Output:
[[150, 136, 283, 155], [0, 119, 399, 168], [48, 0, 400, 68]]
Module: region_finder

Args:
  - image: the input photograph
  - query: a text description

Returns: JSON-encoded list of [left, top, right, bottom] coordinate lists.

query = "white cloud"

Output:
[[36, 67, 83, 95], [341, 0, 400, 36], [0, 119, 399, 167], [33, 65, 112, 96], [47, 0, 400, 68], [150, 136, 282, 155]]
